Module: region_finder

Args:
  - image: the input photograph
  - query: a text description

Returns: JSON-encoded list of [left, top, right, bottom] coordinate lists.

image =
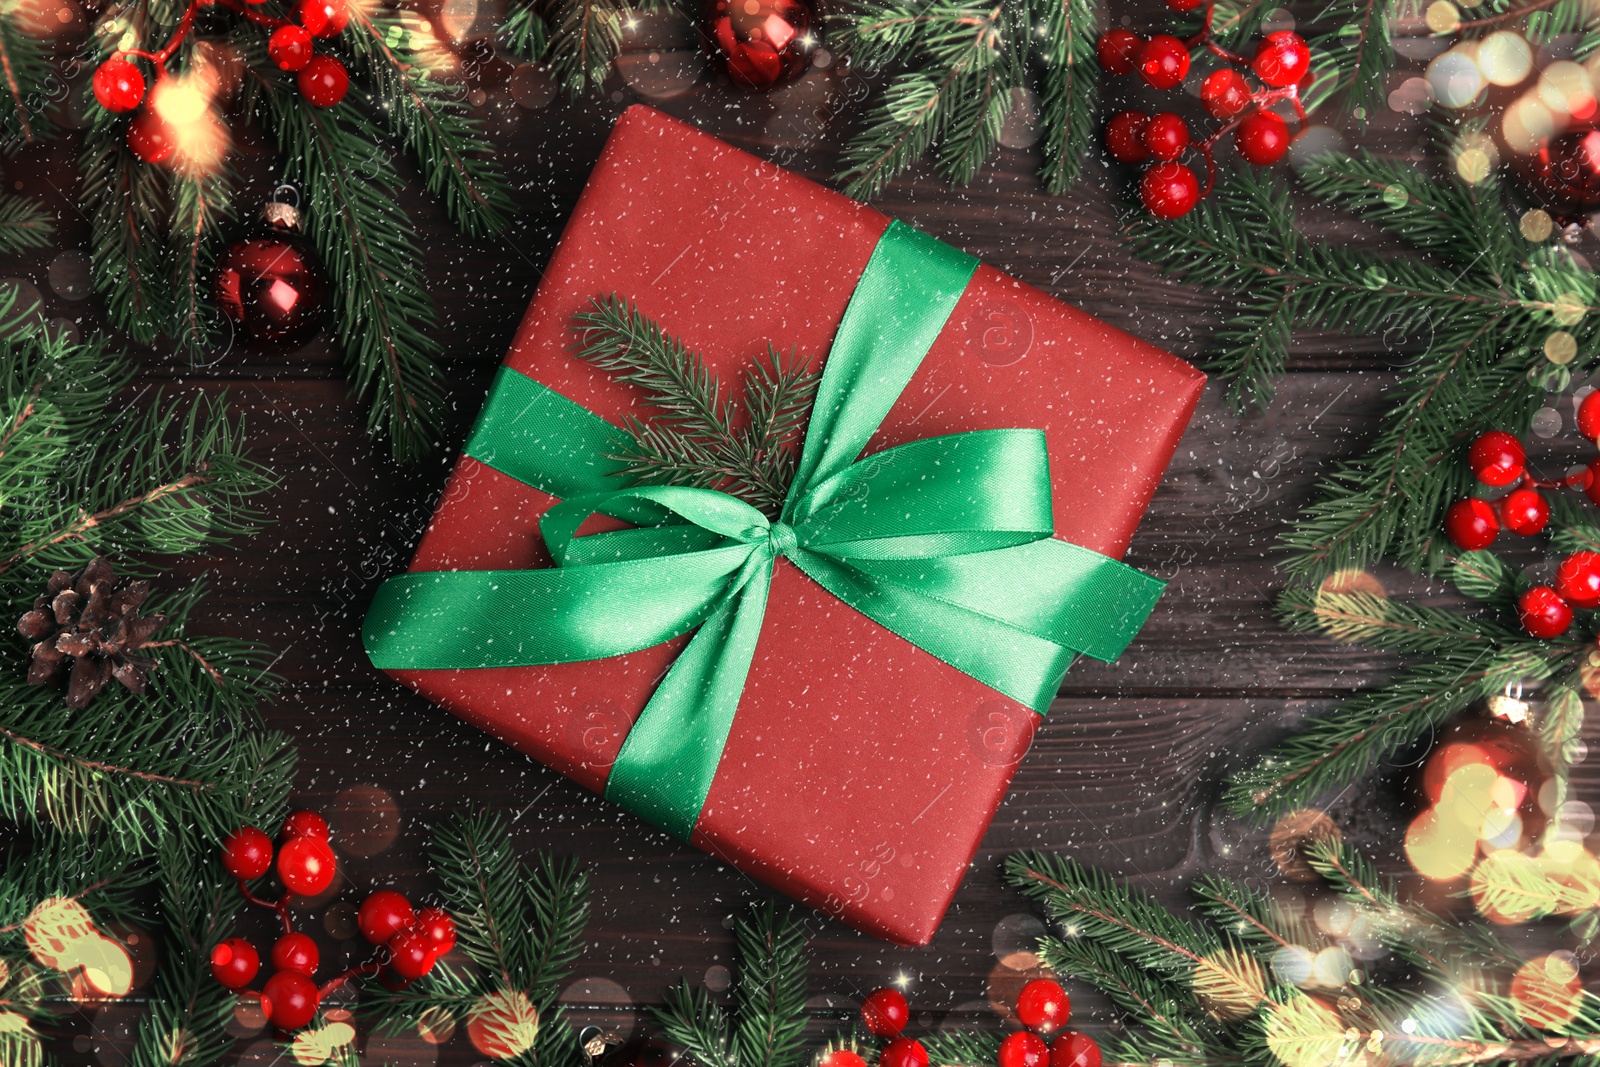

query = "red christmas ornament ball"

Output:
[[1137, 35, 1190, 90], [215, 213, 330, 347], [880, 1039, 929, 1067], [222, 826, 274, 880], [862, 988, 910, 1037], [210, 938, 260, 989], [416, 906, 457, 956], [277, 836, 336, 896], [388, 927, 438, 980], [281, 810, 329, 841], [271, 932, 320, 977], [297, 0, 349, 36], [93, 58, 146, 113], [1251, 31, 1310, 87], [1143, 112, 1189, 162], [703, 0, 815, 91], [1235, 110, 1290, 165], [1105, 111, 1150, 163], [1096, 29, 1143, 75], [1557, 551, 1600, 608], [1015, 979, 1071, 1032], [1049, 1033, 1102, 1067], [298, 55, 348, 108], [127, 111, 175, 164], [1518, 585, 1573, 639], [262, 969, 321, 1030], [998, 1032, 1050, 1067], [1500, 487, 1549, 537], [1444, 498, 1499, 551], [359, 890, 415, 944], [1467, 430, 1526, 487], [269, 25, 315, 71], [1515, 127, 1600, 223], [1201, 69, 1251, 118], [1140, 162, 1200, 219]]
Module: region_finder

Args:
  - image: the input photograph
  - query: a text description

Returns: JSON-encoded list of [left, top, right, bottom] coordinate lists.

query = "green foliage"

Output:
[[0, 15, 56, 154], [169, 168, 238, 359], [0, 195, 54, 255]]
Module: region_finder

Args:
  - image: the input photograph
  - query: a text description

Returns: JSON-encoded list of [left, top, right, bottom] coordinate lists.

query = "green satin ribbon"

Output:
[[365, 221, 1165, 841]]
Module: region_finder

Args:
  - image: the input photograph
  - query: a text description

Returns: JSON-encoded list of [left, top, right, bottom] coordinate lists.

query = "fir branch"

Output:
[[498, 0, 550, 59], [80, 106, 170, 345], [0, 14, 54, 153], [732, 903, 808, 1067], [544, 0, 627, 96], [168, 167, 237, 359], [1031, 0, 1097, 193], [1306, 0, 1394, 116], [0, 195, 53, 255], [656, 982, 733, 1067]]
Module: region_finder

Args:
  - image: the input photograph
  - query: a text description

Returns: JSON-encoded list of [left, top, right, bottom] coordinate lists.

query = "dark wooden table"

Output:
[[20, 10, 1600, 1065]]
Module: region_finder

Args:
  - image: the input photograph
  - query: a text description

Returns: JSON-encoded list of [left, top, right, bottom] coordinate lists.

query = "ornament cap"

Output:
[[264, 201, 302, 231]]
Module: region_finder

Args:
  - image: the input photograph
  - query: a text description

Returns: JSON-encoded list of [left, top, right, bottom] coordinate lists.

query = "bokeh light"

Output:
[[1511, 954, 1583, 1029], [1478, 32, 1533, 86], [468, 989, 540, 1059], [1429, 47, 1485, 108]]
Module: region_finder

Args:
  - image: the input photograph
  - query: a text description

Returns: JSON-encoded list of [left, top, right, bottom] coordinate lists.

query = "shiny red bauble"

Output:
[[262, 969, 321, 1030], [1143, 113, 1189, 161], [127, 111, 175, 164], [222, 826, 274, 880], [269, 25, 315, 71], [1140, 162, 1200, 219], [998, 1032, 1050, 1067], [359, 889, 415, 944], [1105, 111, 1150, 164], [277, 836, 336, 896], [861, 987, 910, 1037], [1016, 978, 1071, 1032], [209, 938, 260, 989], [1443, 498, 1499, 551], [1137, 35, 1189, 90], [416, 906, 457, 956], [1235, 110, 1289, 166], [1049, 1033, 1102, 1067], [879, 1038, 929, 1067], [1251, 31, 1310, 87], [1557, 551, 1600, 609], [388, 927, 438, 980], [1518, 585, 1573, 639], [1467, 430, 1526, 487], [1500, 487, 1550, 537], [281, 810, 329, 841], [1096, 29, 1144, 75], [1200, 69, 1250, 118], [703, 0, 815, 91], [93, 58, 146, 113], [215, 215, 330, 347], [271, 932, 320, 976], [297, 55, 348, 108], [297, 0, 349, 36], [1515, 127, 1600, 223], [1581, 391, 1600, 442]]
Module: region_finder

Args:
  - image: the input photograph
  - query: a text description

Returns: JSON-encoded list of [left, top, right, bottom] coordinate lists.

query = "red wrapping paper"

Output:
[[382, 105, 1204, 945]]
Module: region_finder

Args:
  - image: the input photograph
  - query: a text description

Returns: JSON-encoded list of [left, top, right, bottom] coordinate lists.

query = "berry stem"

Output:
[[213, 0, 293, 29], [1521, 470, 1592, 491], [235, 878, 296, 933], [317, 956, 385, 999], [1184, 0, 1250, 65]]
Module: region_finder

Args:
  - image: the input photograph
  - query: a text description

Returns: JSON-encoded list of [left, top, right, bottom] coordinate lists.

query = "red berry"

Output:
[[222, 826, 274, 880], [1142, 112, 1189, 162], [93, 58, 146, 113], [416, 906, 456, 956], [210, 938, 259, 990], [880, 1039, 929, 1067], [280, 810, 329, 841], [821, 1053, 868, 1067], [1580, 391, 1600, 442], [1558, 552, 1600, 609], [388, 927, 437, 980], [1165, 0, 1203, 10], [1519, 585, 1573, 639], [268, 25, 315, 72], [999, 1032, 1049, 1067], [271, 932, 319, 977], [297, 0, 349, 36], [1096, 29, 1144, 75], [1500, 487, 1549, 537], [1137, 35, 1190, 90], [1444, 498, 1499, 551], [1049, 1033, 1102, 1067], [277, 836, 336, 896], [1234, 110, 1290, 166], [1140, 162, 1200, 220], [862, 988, 910, 1037], [1252, 30, 1310, 87], [297, 54, 348, 108], [1016, 978, 1071, 1032], [261, 969, 320, 1030], [359, 889, 415, 944], [1105, 111, 1150, 164], [1200, 69, 1251, 118], [126, 111, 175, 164], [1468, 431, 1526, 487], [1587, 457, 1600, 506]]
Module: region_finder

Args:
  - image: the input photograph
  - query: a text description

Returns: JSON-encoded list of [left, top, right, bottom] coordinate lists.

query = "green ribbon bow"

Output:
[[364, 221, 1165, 841]]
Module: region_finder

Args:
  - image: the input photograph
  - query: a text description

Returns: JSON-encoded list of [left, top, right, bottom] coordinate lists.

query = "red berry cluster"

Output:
[[1443, 396, 1600, 640], [214, 811, 456, 1031], [829, 982, 1099, 1067], [91, 0, 351, 163], [1097, 6, 1311, 219]]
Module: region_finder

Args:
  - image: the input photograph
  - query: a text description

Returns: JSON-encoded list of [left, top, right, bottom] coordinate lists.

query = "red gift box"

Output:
[[378, 105, 1203, 945]]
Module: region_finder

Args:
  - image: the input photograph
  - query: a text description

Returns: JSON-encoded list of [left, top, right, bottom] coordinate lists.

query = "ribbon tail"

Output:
[[604, 553, 774, 841]]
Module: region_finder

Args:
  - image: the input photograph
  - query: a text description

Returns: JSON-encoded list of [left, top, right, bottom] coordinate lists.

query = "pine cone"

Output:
[[17, 556, 168, 708]]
